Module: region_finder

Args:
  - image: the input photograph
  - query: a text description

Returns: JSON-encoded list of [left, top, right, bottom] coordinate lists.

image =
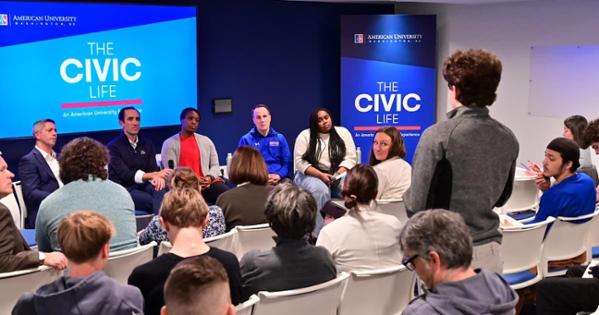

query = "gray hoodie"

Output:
[[12, 271, 144, 315], [403, 269, 518, 315]]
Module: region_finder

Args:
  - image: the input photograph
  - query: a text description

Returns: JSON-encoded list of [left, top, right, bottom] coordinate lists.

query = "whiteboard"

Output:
[[528, 45, 599, 119]]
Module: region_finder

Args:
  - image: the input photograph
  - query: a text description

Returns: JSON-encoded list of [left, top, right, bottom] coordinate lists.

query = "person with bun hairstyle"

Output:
[[316, 164, 402, 272]]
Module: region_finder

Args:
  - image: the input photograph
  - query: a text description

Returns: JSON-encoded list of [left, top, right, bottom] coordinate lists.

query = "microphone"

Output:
[[168, 160, 175, 169]]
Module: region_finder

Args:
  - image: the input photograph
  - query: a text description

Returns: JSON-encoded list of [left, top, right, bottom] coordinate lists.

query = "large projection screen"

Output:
[[0, 1, 198, 139]]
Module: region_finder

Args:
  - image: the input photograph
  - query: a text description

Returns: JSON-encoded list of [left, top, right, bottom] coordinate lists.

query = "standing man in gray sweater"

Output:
[[404, 49, 519, 274]]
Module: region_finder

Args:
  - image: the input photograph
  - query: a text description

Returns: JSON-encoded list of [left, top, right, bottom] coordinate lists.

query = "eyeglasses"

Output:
[[401, 254, 419, 271]]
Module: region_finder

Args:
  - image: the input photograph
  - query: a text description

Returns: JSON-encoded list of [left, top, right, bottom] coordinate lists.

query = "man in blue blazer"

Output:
[[107, 107, 172, 214], [18, 119, 61, 228]]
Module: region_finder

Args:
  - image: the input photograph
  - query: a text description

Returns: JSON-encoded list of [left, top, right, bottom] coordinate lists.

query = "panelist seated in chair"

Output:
[[400, 209, 518, 315], [240, 183, 336, 300], [13, 211, 144, 315], [527, 137, 596, 225], [238, 103, 292, 184], [0, 153, 66, 273], [128, 188, 241, 315], [161, 107, 229, 205], [18, 118, 62, 228], [161, 256, 235, 315], [107, 107, 173, 215]]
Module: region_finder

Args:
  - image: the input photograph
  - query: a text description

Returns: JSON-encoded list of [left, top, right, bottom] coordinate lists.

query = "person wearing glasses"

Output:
[[316, 164, 402, 272], [400, 209, 517, 315], [403, 49, 519, 274]]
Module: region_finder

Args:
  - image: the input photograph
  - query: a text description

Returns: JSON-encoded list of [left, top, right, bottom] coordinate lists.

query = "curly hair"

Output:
[[59, 137, 108, 184], [170, 167, 201, 191], [443, 49, 502, 107], [582, 118, 599, 149]]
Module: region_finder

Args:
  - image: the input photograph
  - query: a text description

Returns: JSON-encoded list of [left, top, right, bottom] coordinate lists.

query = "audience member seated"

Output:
[[400, 209, 517, 315], [0, 153, 66, 272], [35, 137, 137, 252], [563, 115, 598, 184], [216, 146, 272, 230], [161, 107, 229, 204], [108, 107, 173, 214], [368, 126, 411, 200], [128, 188, 241, 315], [238, 103, 292, 184], [528, 137, 596, 225], [316, 164, 402, 272], [138, 167, 226, 245], [533, 265, 599, 315], [162, 256, 235, 315], [18, 118, 61, 228], [293, 107, 356, 233], [240, 183, 336, 300], [13, 211, 144, 315], [582, 118, 599, 200]]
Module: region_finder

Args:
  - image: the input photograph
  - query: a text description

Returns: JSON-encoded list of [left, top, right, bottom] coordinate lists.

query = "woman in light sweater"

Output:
[[316, 164, 402, 272], [293, 107, 356, 233], [368, 126, 412, 200]]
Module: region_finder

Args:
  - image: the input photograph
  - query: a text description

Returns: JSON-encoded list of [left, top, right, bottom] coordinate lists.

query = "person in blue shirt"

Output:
[[529, 137, 597, 224], [238, 104, 291, 184]]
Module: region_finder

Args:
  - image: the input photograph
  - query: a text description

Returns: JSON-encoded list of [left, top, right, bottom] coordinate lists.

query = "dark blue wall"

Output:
[[1, 0, 394, 176]]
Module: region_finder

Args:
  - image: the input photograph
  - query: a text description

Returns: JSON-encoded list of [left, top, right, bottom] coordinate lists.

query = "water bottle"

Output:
[[225, 153, 233, 178], [356, 147, 362, 164]]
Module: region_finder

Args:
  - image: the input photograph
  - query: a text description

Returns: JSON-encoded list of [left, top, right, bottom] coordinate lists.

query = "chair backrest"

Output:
[[104, 242, 156, 283], [235, 224, 276, 259], [0, 183, 22, 229], [157, 241, 172, 256], [339, 265, 415, 315], [252, 272, 349, 315], [0, 266, 63, 314], [502, 176, 539, 212], [235, 294, 260, 315], [375, 199, 408, 224], [587, 205, 599, 250], [205, 229, 240, 257], [13, 181, 27, 228], [542, 211, 599, 275], [501, 218, 554, 274]]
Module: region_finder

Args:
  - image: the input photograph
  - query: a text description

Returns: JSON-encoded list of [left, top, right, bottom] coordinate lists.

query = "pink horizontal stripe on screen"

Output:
[[354, 126, 421, 131], [61, 99, 143, 109]]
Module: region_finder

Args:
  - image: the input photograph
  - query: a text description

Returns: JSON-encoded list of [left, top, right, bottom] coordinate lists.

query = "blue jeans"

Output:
[[294, 172, 341, 235]]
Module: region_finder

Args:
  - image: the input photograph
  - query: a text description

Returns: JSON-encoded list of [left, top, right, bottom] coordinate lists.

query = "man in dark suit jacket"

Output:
[[0, 154, 66, 272], [18, 119, 61, 228], [107, 107, 172, 214]]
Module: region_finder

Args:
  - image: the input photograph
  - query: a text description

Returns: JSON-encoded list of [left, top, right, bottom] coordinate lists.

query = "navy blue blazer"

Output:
[[18, 148, 60, 228], [107, 133, 160, 188]]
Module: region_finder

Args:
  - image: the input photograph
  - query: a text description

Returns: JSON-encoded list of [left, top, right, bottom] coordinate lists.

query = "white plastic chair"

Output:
[[376, 199, 408, 224], [157, 241, 172, 256], [500, 175, 539, 223], [542, 211, 599, 277], [205, 229, 240, 256], [13, 181, 27, 229], [1, 183, 21, 229], [252, 272, 349, 315], [235, 224, 276, 259], [587, 205, 599, 258], [500, 217, 554, 289], [236, 294, 260, 315], [0, 266, 63, 314], [338, 265, 415, 315], [104, 241, 156, 283]]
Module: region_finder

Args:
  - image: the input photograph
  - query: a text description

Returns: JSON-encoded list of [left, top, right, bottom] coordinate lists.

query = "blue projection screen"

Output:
[[0, 1, 197, 139]]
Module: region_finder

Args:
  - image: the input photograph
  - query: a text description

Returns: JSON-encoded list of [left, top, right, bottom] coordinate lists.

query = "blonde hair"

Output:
[[160, 188, 208, 227], [57, 211, 114, 263]]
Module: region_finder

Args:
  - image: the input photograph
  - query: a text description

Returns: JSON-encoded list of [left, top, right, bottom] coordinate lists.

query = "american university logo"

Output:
[[0, 14, 8, 26]]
